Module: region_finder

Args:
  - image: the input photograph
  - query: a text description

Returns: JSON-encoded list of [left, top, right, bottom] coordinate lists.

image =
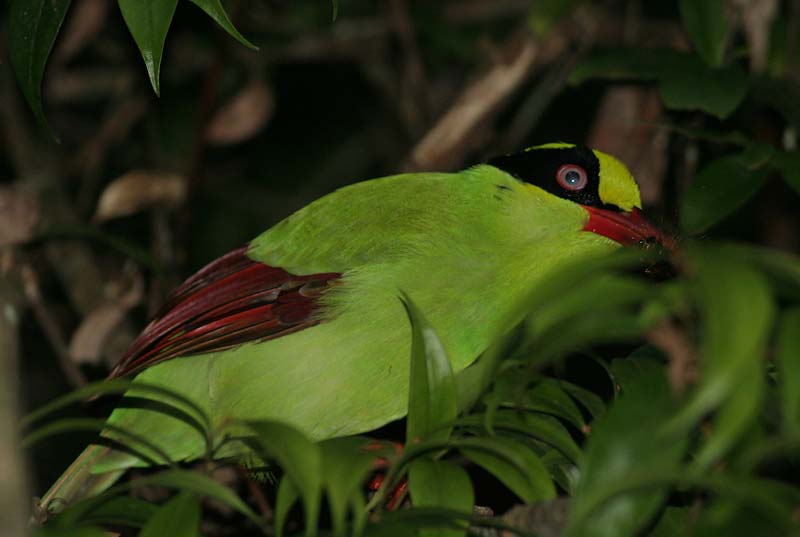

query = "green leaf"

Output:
[[540, 449, 579, 494], [559, 380, 606, 419], [648, 507, 689, 537], [658, 60, 748, 119], [275, 477, 300, 537], [680, 154, 769, 234], [118, 0, 179, 95], [33, 526, 107, 537], [752, 76, 800, 130], [22, 418, 174, 466], [457, 411, 582, 463], [570, 49, 747, 118], [365, 507, 496, 537], [678, 0, 729, 67], [522, 378, 586, 429], [8, 0, 72, 138], [134, 468, 261, 525], [608, 348, 665, 394], [666, 247, 774, 467], [331, 0, 339, 22], [21, 378, 208, 431], [777, 308, 800, 435], [249, 420, 322, 536], [71, 496, 157, 528], [139, 492, 200, 537], [772, 150, 800, 196], [320, 437, 375, 537], [570, 48, 673, 84], [408, 459, 473, 537], [402, 293, 458, 444], [566, 367, 687, 537], [458, 436, 555, 503], [188, 0, 258, 50]]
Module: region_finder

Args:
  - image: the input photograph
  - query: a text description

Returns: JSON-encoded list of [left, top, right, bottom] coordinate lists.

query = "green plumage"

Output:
[[41, 146, 643, 511]]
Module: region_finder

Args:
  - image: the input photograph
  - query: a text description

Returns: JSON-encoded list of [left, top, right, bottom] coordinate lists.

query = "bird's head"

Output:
[[489, 143, 672, 250]]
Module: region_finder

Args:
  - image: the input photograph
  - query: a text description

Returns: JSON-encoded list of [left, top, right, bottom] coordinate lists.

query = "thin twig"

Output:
[[404, 30, 539, 172], [20, 262, 88, 388], [647, 319, 697, 395]]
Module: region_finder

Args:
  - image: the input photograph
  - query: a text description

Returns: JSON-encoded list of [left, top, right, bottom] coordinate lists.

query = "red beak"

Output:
[[583, 206, 674, 251]]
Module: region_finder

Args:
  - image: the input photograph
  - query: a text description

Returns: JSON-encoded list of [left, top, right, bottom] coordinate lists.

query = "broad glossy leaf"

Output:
[[402, 293, 457, 444], [680, 154, 769, 234], [659, 60, 748, 119], [188, 0, 258, 49], [8, 0, 72, 137], [249, 421, 322, 536], [408, 459, 473, 537], [118, 0, 179, 95], [570, 48, 674, 84], [678, 0, 728, 67], [777, 308, 800, 434], [320, 437, 374, 537], [752, 76, 800, 130], [772, 150, 800, 195], [566, 367, 686, 537], [457, 435, 555, 503], [571, 49, 747, 118], [139, 492, 200, 537]]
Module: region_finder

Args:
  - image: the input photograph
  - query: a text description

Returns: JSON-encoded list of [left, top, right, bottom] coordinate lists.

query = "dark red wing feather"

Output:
[[109, 245, 341, 379]]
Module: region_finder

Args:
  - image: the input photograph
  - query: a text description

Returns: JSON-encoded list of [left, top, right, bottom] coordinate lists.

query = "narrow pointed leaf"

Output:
[[275, 477, 300, 537], [321, 437, 374, 537], [188, 0, 258, 50], [139, 492, 200, 537], [408, 459, 473, 537], [402, 293, 457, 444], [118, 0, 179, 95], [667, 249, 774, 452], [457, 411, 581, 463], [458, 436, 555, 503], [249, 420, 322, 536], [8, 0, 72, 137], [134, 468, 260, 525], [73, 496, 158, 528]]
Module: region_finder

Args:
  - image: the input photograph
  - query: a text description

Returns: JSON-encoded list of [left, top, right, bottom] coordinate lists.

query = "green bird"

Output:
[[40, 142, 668, 511]]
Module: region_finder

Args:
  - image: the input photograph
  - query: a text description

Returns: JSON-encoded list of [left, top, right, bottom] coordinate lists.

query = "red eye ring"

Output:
[[556, 164, 588, 191]]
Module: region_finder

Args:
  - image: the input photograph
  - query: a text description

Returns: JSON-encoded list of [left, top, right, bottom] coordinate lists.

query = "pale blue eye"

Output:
[[565, 170, 581, 185], [556, 164, 588, 191]]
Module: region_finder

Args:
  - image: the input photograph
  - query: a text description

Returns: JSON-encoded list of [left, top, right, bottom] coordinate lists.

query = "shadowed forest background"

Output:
[[3, 1, 800, 536]]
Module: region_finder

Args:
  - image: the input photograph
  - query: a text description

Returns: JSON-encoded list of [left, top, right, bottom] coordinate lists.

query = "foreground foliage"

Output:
[[25, 240, 800, 536]]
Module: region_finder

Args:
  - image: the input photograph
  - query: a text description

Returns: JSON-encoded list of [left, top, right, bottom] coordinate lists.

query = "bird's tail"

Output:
[[37, 444, 125, 520]]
